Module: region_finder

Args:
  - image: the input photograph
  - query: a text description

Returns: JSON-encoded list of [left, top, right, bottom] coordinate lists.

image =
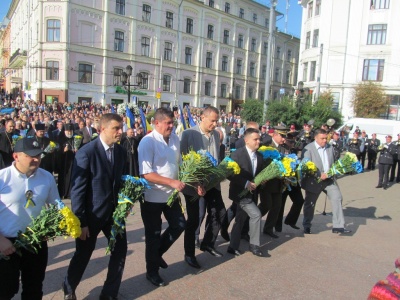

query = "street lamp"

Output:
[[121, 65, 143, 103]]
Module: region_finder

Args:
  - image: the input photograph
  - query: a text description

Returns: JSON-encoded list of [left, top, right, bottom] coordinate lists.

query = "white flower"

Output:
[[116, 103, 140, 116]]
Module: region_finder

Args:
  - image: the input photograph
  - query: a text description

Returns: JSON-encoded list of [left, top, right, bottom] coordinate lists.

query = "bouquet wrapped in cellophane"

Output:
[[238, 159, 285, 198], [41, 141, 59, 158], [0, 199, 81, 260], [296, 158, 318, 180], [191, 156, 241, 201], [166, 149, 226, 206], [258, 146, 281, 160], [106, 175, 149, 254], [326, 152, 363, 178], [73, 135, 83, 150]]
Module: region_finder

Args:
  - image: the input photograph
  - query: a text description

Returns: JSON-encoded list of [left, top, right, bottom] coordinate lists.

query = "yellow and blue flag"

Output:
[[126, 105, 135, 128]]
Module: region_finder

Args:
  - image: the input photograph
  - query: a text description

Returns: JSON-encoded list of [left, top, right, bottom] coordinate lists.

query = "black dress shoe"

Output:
[[383, 186, 388, 190], [263, 230, 279, 238], [220, 228, 230, 242], [375, 185, 383, 188], [249, 244, 263, 257], [99, 293, 118, 300], [332, 228, 352, 234], [200, 245, 223, 257], [146, 273, 165, 287], [304, 228, 311, 234], [184, 255, 201, 269], [227, 246, 243, 256], [284, 221, 300, 230], [241, 234, 250, 242], [62, 283, 77, 300], [159, 257, 168, 269]]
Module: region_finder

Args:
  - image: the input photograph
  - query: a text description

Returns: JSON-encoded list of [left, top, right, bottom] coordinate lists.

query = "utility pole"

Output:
[[263, 0, 278, 121], [315, 43, 323, 101]]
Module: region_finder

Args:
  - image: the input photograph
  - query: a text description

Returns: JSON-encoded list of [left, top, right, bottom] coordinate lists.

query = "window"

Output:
[[114, 31, 124, 52], [248, 87, 254, 99], [47, 19, 60, 42], [274, 68, 279, 82], [371, 0, 390, 9], [265, 18, 269, 28], [249, 62, 255, 77], [225, 2, 231, 13], [367, 24, 387, 45], [363, 59, 384, 81], [251, 38, 256, 52], [263, 42, 268, 55], [238, 34, 244, 48], [223, 30, 229, 44], [222, 56, 228, 72], [315, 0, 321, 15], [306, 31, 311, 49], [141, 37, 150, 56], [235, 85, 241, 99], [287, 49, 292, 61], [209, 0, 214, 8], [236, 59, 242, 74], [207, 25, 214, 39], [164, 42, 172, 61], [78, 64, 92, 83], [166, 11, 173, 28], [183, 78, 191, 94], [116, 0, 125, 15], [113, 68, 123, 86], [186, 18, 193, 34], [260, 88, 265, 100], [313, 29, 319, 47], [302, 62, 308, 81], [286, 70, 291, 84], [262, 65, 266, 79], [205, 81, 212, 96], [142, 4, 151, 22], [276, 46, 281, 59], [163, 75, 171, 92], [206, 52, 213, 68], [185, 47, 192, 65], [140, 72, 149, 89], [308, 2, 313, 18], [253, 13, 257, 23], [46, 61, 59, 80], [239, 8, 244, 19], [310, 61, 316, 81], [221, 83, 227, 98]]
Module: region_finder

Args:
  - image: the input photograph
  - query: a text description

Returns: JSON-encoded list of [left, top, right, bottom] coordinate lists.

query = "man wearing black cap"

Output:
[[0, 137, 60, 300], [377, 135, 396, 190], [57, 123, 76, 199], [366, 133, 380, 170], [31, 123, 53, 173]]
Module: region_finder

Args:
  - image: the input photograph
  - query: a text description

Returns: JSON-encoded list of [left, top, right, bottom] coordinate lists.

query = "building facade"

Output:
[[298, 0, 400, 120], [1, 0, 299, 111]]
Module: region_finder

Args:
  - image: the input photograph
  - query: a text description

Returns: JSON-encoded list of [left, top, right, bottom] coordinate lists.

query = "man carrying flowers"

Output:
[[0, 137, 60, 299], [301, 129, 351, 234]]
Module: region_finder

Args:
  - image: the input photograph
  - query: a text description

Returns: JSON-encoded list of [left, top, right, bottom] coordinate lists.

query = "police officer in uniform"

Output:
[[329, 131, 342, 161], [294, 123, 313, 154], [376, 135, 396, 190], [260, 125, 272, 146], [347, 132, 361, 159], [366, 133, 380, 170], [389, 133, 400, 183]]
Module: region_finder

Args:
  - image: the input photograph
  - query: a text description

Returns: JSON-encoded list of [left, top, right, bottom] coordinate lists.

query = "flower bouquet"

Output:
[[325, 152, 363, 178], [91, 133, 98, 140], [191, 156, 241, 201], [238, 159, 285, 198], [166, 150, 225, 206], [258, 146, 281, 160], [12, 135, 22, 148], [41, 141, 59, 158], [117, 102, 140, 116], [106, 175, 150, 254], [73, 135, 83, 150], [281, 154, 300, 178], [0, 199, 81, 260], [296, 158, 318, 180]]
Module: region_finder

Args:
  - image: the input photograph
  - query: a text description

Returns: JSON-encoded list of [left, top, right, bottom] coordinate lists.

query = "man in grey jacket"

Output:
[[301, 129, 351, 235]]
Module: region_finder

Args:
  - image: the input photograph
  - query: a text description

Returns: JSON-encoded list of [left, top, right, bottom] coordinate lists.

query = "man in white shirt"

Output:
[[0, 137, 59, 299]]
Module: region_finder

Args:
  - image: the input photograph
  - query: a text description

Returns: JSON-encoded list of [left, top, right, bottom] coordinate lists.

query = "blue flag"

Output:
[[111, 105, 115, 113], [139, 107, 148, 135], [125, 105, 135, 128], [178, 105, 187, 130], [132, 96, 137, 104], [186, 106, 196, 127]]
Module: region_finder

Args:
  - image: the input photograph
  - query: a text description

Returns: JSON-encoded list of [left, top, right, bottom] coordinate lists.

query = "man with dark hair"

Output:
[[0, 119, 18, 168], [63, 113, 127, 300], [366, 133, 380, 170], [301, 129, 350, 234], [377, 135, 397, 190]]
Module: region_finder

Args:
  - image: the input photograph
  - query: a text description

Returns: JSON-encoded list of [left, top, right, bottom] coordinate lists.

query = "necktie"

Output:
[[251, 153, 257, 176], [107, 147, 114, 167]]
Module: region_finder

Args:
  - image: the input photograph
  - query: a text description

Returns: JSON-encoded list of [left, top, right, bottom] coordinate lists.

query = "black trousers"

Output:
[[140, 200, 186, 275], [64, 218, 127, 298], [367, 152, 378, 170], [275, 185, 305, 230], [357, 151, 367, 169], [389, 158, 400, 182], [258, 188, 282, 233], [0, 241, 48, 300], [378, 163, 391, 187], [184, 188, 226, 256]]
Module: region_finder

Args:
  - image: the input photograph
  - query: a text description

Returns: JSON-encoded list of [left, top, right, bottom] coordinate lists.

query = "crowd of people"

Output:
[[0, 94, 398, 299]]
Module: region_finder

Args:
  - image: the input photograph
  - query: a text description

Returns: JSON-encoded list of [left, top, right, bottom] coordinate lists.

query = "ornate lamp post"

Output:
[[121, 65, 143, 103]]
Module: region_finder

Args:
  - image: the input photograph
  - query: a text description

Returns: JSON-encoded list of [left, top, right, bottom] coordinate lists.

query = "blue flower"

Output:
[[198, 150, 218, 167], [55, 199, 65, 209], [351, 161, 364, 173]]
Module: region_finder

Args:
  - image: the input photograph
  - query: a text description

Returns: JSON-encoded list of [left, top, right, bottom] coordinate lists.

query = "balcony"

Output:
[[9, 49, 27, 68]]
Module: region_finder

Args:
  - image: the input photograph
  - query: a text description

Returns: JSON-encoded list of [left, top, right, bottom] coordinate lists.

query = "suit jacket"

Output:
[[82, 126, 97, 144], [70, 137, 126, 228], [228, 147, 264, 203], [301, 141, 336, 194]]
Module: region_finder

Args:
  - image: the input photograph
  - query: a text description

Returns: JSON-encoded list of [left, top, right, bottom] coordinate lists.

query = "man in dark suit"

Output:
[[51, 120, 64, 143], [81, 118, 97, 145], [63, 113, 127, 300], [227, 128, 266, 257], [301, 129, 350, 234]]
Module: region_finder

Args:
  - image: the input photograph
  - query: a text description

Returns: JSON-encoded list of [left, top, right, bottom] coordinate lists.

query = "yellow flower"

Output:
[[227, 161, 241, 174], [345, 152, 358, 163], [258, 146, 275, 152], [59, 207, 82, 238], [49, 141, 56, 148], [305, 161, 317, 173], [281, 157, 296, 177]]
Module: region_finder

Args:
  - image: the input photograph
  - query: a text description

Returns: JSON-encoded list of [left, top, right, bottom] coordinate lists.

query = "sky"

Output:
[[0, 0, 302, 35]]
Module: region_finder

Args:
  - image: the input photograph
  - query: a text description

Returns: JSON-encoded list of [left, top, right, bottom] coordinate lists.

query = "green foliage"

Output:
[[240, 99, 264, 125], [145, 110, 155, 124], [352, 82, 388, 118]]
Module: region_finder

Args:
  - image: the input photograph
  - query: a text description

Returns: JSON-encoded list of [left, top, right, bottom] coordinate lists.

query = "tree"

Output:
[[265, 99, 298, 126], [241, 99, 264, 125], [352, 82, 388, 118]]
